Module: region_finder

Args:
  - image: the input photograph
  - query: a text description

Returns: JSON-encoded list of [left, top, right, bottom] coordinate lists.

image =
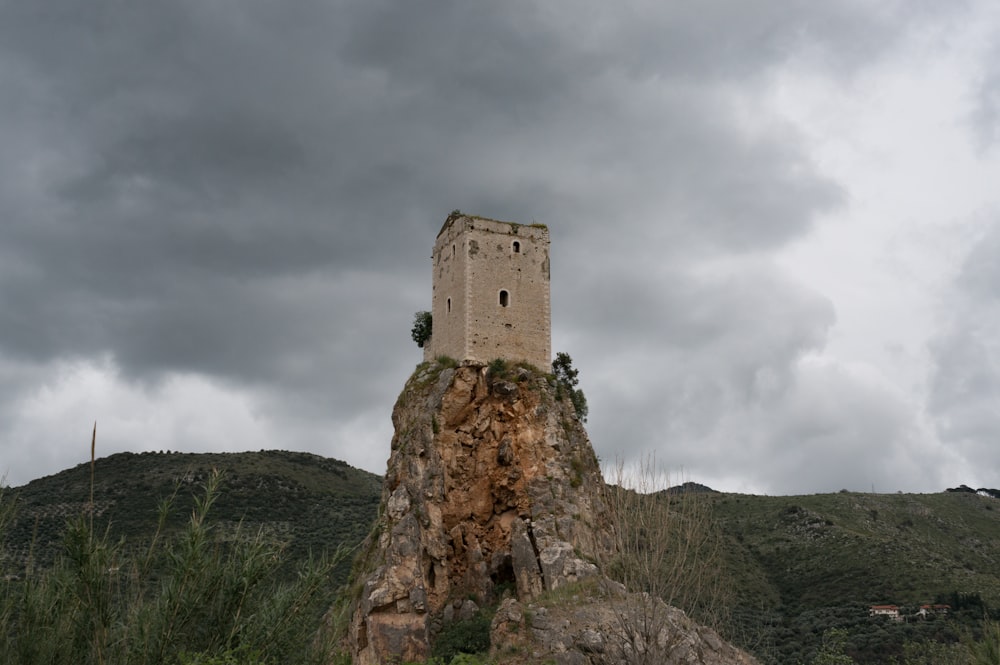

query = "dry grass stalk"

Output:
[[597, 455, 729, 664]]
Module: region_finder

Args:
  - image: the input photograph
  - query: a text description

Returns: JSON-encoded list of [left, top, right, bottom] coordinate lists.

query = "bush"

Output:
[[0, 470, 346, 665], [968, 620, 1000, 665], [552, 352, 588, 422], [487, 358, 508, 377], [412, 311, 433, 348], [431, 611, 493, 662], [436, 355, 459, 368]]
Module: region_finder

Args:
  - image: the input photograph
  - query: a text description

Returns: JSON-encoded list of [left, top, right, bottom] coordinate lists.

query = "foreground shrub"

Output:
[[431, 610, 493, 663], [0, 470, 345, 665]]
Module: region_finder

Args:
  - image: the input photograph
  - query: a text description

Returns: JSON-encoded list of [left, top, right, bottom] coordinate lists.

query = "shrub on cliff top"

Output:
[[412, 311, 433, 348], [552, 352, 588, 422]]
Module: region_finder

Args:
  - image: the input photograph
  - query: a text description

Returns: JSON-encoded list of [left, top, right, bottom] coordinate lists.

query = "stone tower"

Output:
[[425, 213, 551, 370]]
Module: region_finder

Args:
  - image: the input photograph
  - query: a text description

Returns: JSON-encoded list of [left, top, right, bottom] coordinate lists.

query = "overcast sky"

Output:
[[2, 1, 999, 495]]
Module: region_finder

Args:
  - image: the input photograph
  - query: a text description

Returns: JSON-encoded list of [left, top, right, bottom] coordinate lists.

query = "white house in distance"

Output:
[[869, 605, 902, 622]]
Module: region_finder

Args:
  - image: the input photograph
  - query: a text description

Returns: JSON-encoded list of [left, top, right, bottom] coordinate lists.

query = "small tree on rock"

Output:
[[411, 311, 432, 348], [552, 352, 588, 422]]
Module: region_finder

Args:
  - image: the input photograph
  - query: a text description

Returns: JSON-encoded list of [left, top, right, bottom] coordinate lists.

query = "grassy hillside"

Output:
[[5, 452, 999, 663], [1, 450, 382, 585], [708, 490, 1000, 663]]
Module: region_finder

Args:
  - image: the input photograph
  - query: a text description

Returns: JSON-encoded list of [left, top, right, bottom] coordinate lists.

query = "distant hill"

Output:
[[709, 490, 1000, 664], [946, 484, 1000, 499], [1, 450, 382, 585], [666, 481, 719, 495], [5, 452, 1000, 664]]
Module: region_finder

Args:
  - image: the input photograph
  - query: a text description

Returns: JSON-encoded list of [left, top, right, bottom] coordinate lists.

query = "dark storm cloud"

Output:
[[344, 0, 916, 90], [0, 2, 428, 380], [0, 0, 881, 380], [0, 0, 964, 487]]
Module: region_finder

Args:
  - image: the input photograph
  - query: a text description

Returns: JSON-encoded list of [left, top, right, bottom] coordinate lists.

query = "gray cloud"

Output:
[[571, 262, 838, 489], [972, 35, 1000, 151], [1, 0, 861, 377], [928, 219, 1000, 483], [0, 0, 982, 489]]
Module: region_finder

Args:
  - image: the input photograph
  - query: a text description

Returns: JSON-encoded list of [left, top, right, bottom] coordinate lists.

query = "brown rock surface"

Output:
[[344, 360, 757, 665], [490, 579, 759, 665], [347, 360, 607, 664]]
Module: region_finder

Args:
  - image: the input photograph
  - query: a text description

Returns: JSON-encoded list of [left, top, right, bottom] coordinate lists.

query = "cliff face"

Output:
[[346, 360, 758, 665], [347, 361, 608, 664]]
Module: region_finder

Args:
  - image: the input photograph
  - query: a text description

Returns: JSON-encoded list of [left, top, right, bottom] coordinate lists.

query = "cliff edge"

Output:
[[345, 359, 757, 665]]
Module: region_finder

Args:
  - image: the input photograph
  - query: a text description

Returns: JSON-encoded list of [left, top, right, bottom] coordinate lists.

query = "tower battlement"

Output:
[[425, 213, 551, 370]]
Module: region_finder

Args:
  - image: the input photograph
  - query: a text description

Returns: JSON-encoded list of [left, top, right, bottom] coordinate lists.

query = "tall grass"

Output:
[[0, 463, 347, 665], [968, 619, 1000, 665], [601, 457, 729, 621], [596, 456, 730, 665]]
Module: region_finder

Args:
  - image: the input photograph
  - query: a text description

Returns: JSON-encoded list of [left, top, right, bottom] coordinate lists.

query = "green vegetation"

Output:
[[6, 434, 1000, 663], [1, 450, 381, 586], [431, 610, 494, 662], [592, 482, 1000, 664], [551, 352, 588, 422], [412, 311, 433, 348], [487, 357, 508, 376], [484, 357, 545, 382], [805, 628, 855, 665], [896, 638, 971, 665], [436, 355, 459, 368], [706, 491, 1000, 663], [969, 619, 1000, 664], [0, 469, 348, 665]]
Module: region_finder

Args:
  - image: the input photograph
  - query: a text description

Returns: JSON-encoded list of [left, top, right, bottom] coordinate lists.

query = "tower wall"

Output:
[[426, 214, 550, 370]]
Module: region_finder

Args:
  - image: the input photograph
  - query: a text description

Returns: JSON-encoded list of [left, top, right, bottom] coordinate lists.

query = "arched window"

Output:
[[499, 290, 509, 307], [512, 241, 520, 254]]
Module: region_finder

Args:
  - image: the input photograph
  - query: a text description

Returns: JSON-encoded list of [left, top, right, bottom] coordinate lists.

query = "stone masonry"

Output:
[[424, 213, 551, 370]]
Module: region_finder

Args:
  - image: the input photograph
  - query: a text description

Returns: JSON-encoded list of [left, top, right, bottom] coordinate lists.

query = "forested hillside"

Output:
[[1, 450, 382, 584], [709, 490, 1000, 663]]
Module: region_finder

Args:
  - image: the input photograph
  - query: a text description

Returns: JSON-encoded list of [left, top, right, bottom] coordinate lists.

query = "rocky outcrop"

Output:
[[347, 361, 608, 664], [344, 359, 758, 665], [490, 580, 759, 665]]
